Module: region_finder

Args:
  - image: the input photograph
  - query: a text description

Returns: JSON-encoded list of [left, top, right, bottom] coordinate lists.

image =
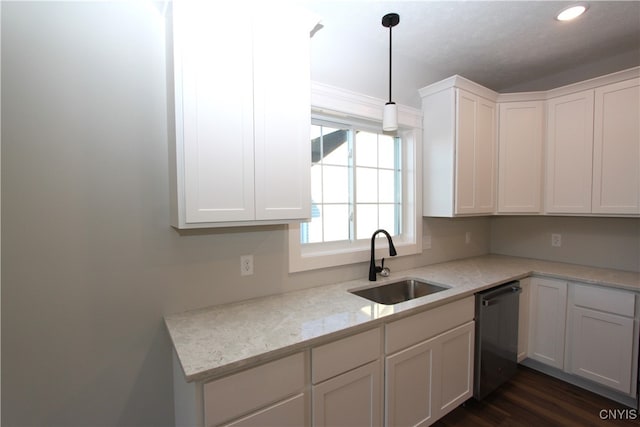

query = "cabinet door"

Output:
[[224, 394, 307, 427], [455, 90, 496, 215], [174, 2, 255, 223], [569, 307, 634, 394], [546, 91, 594, 213], [497, 101, 544, 213], [528, 277, 567, 369], [592, 78, 640, 214], [437, 322, 474, 417], [385, 339, 436, 427], [253, 7, 311, 221], [312, 360, 382, 427], [385, 321, 474, 426]]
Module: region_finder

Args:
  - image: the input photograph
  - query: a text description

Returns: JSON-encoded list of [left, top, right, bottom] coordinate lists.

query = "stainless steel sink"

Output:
[[349, 279, 449, 305]]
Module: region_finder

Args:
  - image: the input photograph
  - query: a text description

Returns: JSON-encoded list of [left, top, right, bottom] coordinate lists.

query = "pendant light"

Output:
[[382, 13, 400, 131]]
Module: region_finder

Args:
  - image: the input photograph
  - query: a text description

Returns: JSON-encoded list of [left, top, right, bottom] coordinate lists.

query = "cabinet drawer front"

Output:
[[204, 352, 306, 426], [223, 394, 306, 427], [312, 327, 381, 384], [385, 296, 474, 354], [573, 283, 635, 317]]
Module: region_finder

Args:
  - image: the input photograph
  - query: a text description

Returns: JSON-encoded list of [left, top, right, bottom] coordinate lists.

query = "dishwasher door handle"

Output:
[[481, 285, 521, 306]]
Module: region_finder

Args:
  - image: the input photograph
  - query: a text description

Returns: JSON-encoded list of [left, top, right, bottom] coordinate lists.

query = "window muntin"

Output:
[[302, 120, 402, 245]]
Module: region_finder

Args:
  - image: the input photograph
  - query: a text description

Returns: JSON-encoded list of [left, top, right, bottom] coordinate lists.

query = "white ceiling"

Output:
[[304, 1, 640, 107]]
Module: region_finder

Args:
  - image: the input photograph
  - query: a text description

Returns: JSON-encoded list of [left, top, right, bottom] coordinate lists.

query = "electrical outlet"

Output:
[[465, 231, 471, 244], [551, 233, 562, 247], [240, 255, 254, 276]]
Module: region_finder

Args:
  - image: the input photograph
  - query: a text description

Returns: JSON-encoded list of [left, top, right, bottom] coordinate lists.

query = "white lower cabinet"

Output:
[[528, 277, 567, 369], [203, 352, 309, 427], [385, 297, 475, 427], [311, 328, 383, 427], [174, 299, 477, 427], [567, 283, 637, 394], [312, 360, 382, 426]]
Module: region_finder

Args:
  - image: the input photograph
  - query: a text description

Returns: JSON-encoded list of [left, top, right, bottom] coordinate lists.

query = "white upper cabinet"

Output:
[[421, 77, 497, 217], [169, 2, 312, 228], [592, 79, 640, 215], [497, 101, 544, 213], [546, 90, 594, 214]]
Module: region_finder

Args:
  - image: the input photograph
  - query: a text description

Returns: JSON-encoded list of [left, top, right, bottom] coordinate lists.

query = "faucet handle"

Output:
[[379, 258, 391, 277]]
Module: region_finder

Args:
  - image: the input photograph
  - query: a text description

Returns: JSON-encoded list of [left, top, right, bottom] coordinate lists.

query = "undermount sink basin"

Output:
[[349, 279, 449, 305]]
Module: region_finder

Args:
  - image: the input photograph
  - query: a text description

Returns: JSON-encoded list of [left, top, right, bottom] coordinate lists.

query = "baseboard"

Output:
[[520, 358, 638, 410]]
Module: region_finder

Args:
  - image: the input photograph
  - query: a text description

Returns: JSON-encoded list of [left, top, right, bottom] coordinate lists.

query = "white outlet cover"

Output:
[[240, 255, 254, 276]]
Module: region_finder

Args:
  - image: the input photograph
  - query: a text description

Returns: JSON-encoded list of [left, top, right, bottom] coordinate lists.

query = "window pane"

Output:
[[379, 204, 397, 235], [378, 169, 395, 203], [355, 131, 377, 167], [323, 204, 350, 242], [378, 134, 395, 169], [356, 167, 377, 203], [305, 120, 403, 246], [323, 129, 349, 166], [356, 204, 378, 240], [323, 165, 349, 203], [301, 205, 323, 243], [311, 164, 322, 203]]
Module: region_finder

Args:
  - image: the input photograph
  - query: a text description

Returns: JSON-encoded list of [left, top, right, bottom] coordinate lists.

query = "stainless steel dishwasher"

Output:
[[473, 280, 522, 400]]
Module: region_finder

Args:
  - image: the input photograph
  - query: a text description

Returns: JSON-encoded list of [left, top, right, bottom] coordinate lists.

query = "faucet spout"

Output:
[[369, 229, 397, 281]]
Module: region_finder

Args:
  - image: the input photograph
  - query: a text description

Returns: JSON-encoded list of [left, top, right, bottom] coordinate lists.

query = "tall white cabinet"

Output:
[[497, 101, 544, 213], [168, 2, 312, 228], [421, 77, 497, 216], [546, 91, 594, 213], [592, 78, 640, 214]]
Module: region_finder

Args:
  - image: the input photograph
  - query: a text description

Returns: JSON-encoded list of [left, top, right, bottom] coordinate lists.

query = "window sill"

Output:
[[288, 222, 422, 273]]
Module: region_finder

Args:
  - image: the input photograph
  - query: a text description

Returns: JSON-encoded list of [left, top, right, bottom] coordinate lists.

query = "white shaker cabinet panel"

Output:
[[169, 2, 312, 228], [253, 10, 311, 221], [175, 2, 255, 224], [528, 277, 567, 369], [497, 101, 544, 213], [569, 307, 634, 394], [546, 90, 594, 214], [455, 91, 496, 215], [312, 360, 382, 427], [421, 78, 497, 217], [592, 78, 640, 215], [385, 335, 436, 427]]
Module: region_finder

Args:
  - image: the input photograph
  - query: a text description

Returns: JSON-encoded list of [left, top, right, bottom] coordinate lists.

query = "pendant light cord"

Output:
[[388, 24, 393, 103]]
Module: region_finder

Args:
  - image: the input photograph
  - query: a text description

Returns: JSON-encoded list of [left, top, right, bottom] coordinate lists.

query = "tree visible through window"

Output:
[[301, 121, 402, 244]]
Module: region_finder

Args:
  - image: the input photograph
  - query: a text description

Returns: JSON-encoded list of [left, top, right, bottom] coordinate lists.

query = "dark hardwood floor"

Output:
[[433, 366, 638, 427]]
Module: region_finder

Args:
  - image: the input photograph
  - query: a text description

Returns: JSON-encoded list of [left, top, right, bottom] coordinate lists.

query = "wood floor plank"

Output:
[[433, 366, 638, 426]]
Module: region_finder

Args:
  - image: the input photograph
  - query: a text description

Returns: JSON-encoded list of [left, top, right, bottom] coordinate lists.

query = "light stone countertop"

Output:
[[164, 254, 640, 383]]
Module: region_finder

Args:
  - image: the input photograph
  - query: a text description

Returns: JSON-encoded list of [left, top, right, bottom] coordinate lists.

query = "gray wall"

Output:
[[491, 216, 640, 272], [1, 3, 490, 426]]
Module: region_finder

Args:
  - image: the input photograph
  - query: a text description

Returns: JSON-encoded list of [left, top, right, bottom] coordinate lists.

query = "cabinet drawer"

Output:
[[312, 327, 381, 384], [204, 352, 306, 426], [385, 296, 474, 354], [573, 283, 635, 317]]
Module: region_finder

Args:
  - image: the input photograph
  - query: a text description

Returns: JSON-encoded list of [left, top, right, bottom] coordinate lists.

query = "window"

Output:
[[288, 82, 422, 272], [301, 121, 402, 245]]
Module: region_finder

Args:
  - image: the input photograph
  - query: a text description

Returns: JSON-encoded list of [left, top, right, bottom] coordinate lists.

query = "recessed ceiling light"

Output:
[[556, 4, 588, 21]]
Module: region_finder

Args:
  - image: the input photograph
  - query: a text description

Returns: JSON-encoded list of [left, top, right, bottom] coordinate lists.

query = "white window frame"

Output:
[[288, 82, 423, 272]]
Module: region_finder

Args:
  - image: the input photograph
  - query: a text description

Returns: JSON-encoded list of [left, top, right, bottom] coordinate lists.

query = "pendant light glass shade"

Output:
[[382, 13, 399, 132], [383, 102, 398, 131]]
